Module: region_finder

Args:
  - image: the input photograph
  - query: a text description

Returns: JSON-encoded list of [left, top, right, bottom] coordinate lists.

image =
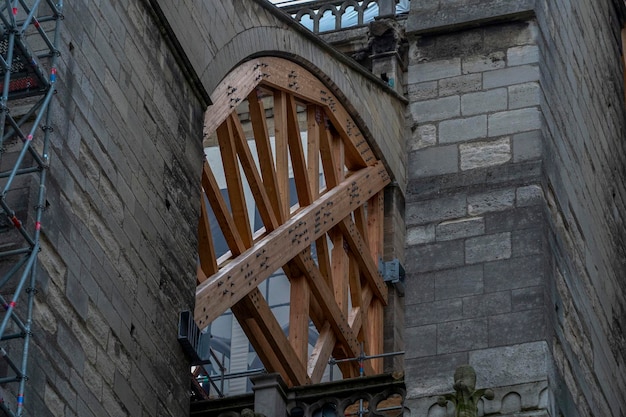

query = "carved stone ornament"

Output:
[[437, 365, 494, 417]]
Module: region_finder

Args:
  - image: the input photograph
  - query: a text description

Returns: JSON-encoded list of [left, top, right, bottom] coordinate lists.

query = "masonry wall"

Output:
[[20, 1, 205, 416], [536, 0, 626, 415], [403, 14, 550, 416]]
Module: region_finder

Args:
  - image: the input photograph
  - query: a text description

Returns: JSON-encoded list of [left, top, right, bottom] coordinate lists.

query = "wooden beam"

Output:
[[274, 90, 291, 217], [234, 288, 310, 386], [217, 118, 253, 247], [366, 298, 384, 373], [248, 90, 285, 223], [338, 217, 388, 303], [229, 113, 280, 231], [287, 95, 313, 207], [331, 228, 349, 316], [292, 251, 375, 376], [319, 123, 340, 189], [307, 105, 321, 198], [201, 162, 245, 256], [367, 192, 384, 262], [289, 275, 310, 363], [195, 161, 390, 328], [307, 322, 335, 383]]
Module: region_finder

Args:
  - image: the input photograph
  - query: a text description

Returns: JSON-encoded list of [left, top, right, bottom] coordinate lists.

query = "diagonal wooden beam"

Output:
[[338, 216, 388, 303], [201, 162, 246, 256], [229, 112, 280, 231], [248, 90, 285, 223], [198, 195, 218, 279], [195, 162, 390, 328], [235, 287, 310, 386], [287, 95, 313, 207], [308, 322, 335, 383], [292, 251, 375, 376]]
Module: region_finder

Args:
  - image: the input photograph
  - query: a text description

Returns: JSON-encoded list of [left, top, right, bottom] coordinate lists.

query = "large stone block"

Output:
[[483, 65, 540, 89], [408, 58, 462, 83], [488, 108, 542, 137], [439, 115, 487, 143], [469, 341, 548, 386], [410, 95, 461, 123], [432, 264, 484, 300], [466, 232, 512, 264], [405, 240, 466, 273], [409, 145, 459, 177], [468, 188, 516, 215], [406, 195, 467, 225], [461, 88, 508, 116], [405, 298, 463, 327], [436, 217, 485, 241], [484, 255, 545, 292], [460, 138, 511, 170], [437, 318, 489, 354]]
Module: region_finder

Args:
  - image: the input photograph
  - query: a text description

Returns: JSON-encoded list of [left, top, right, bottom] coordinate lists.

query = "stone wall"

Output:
[[536, 0, 626, 415], [22, 1, 206, 416], [403, 8, 550, 415]]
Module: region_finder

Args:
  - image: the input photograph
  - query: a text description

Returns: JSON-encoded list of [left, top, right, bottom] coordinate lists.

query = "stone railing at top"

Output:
[[277, 0, 408, 33]]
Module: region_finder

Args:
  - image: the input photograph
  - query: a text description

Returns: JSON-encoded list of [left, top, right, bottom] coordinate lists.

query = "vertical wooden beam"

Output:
[[248, 90, 285, 223], [366, 299, 384, 373], [289, 276, 311, 363], [331, 228, 349, 316], [319, 123, 340, 189], [367, 192, 384, 263], [274, 90, 290, 216]]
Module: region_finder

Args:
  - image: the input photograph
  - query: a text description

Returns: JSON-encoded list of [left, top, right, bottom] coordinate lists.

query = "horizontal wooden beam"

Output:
[[195, 161, 390, 329]]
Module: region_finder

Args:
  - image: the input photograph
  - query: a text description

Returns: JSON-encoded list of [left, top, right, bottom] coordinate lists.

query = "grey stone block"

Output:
[[405, 352, 469, 397], [57, 323, 86, 374], [407, 224, 436, 246], [488, 108, 542, 137], [405, 272, 435, 304], [468, 188, 516, 215], [405, 240, 466, 273], [436, 217, 485, 241], [437, 318, 489, 354], [462, 52, 506, 74], [409, 145, 459, 178], [513, 130, 543, 162], [410, 95, 461, 123], [460, 138, 511, 170], [466, 232, 512, 264], [485, 206, 545, 233], [408, 81, 439, 101], [408, 58, 462, 83], [405, 325, 438, 358], [433, 264, 484, 300], [65, 271, 89, 320], [439, 116, 487, 143], [509, 82, 541, 109], [463, 291, 512, 318], [406, 195, 467, 226], [507, 45, 540, 66], [405, 298, 463, 327], [469, 341, 548, 386], [484, 255, 545, 292], [461, 88, 508, 116], [512, 227, 544, 256], [517, 184, 544, 206], [512, 286, 544, 311], [488, 309, 545, 346], [409, 124, 437, 151], [439, 73, 482, 96], [483, 65, 539, 89]]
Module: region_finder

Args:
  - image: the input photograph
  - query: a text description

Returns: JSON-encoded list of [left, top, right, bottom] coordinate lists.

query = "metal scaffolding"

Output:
[[0, 1, 62, 415]]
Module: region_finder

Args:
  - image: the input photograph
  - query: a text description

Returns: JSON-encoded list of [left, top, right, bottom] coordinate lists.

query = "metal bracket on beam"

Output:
[[378, 258, 405, 296]]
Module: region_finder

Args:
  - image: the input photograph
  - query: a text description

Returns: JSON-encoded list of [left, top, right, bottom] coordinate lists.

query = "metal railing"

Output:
[[277, 0, 409, 33]]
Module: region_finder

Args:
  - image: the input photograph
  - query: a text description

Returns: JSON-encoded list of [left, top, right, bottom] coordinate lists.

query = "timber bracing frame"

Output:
[[0, 1, 62, 415], [196, 57, 391, 389]]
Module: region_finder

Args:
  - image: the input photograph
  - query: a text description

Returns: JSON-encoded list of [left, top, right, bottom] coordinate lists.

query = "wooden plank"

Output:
[[366, 298, 384, 373], [274, 90, 291, 217], [353, 205, 369, 252], [231, 301, 293, 385], [292, 250, 375, 376], [253, 57, 376, 169], [235, 288, 310, 386], [287, 95, 313, 207], [307, 105, 321, 198], [248, 90, 285, 223], [229, 113, 280, 231], [307, 322, 336, 383], [315, 235, 332, 288], [217, 118, 253, 247], [338, 217, 388, 303], [367, 192, 384, 262], [201, 162, 246, 256], [198, 195, 218, 278], [331, 228, 349, 315], [289, 275, 310, 363], [319, 124, 340, 189], [195, 161, 390, 328], [348, 255, 362, 309]]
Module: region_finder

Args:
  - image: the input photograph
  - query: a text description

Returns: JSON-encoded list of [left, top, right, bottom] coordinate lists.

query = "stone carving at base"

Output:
[[437, 365, 495, 417]]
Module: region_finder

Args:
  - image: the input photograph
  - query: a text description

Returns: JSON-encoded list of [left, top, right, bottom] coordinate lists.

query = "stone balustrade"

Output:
[[278, 0, 408, 33]]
